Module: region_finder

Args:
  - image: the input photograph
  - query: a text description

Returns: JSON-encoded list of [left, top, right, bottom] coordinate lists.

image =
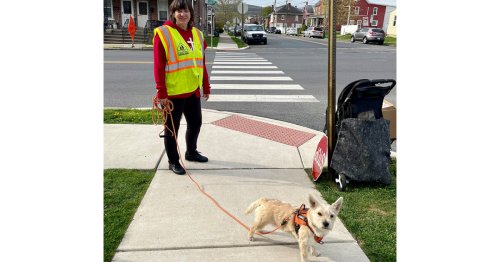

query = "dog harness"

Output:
[[282, 204, 324, 244]]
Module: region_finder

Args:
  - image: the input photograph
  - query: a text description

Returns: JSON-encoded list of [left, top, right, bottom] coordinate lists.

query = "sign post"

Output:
[[238, 2, 248, 40], [327, 1, 338, 178], [207, 6, 213, 48]]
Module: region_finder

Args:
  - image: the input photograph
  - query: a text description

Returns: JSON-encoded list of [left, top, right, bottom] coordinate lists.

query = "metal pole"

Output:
[[241, 1, 244, 40], [347, 3, 351, 25], [210, 6, 213, 48], [327, 0, 337, 176]]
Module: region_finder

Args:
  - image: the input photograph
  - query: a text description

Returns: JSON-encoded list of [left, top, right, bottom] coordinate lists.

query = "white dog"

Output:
[[245, 193, 343, 262]]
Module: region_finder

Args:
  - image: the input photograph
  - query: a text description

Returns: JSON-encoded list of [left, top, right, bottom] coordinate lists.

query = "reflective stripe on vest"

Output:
[[154, 25, 204, 96]]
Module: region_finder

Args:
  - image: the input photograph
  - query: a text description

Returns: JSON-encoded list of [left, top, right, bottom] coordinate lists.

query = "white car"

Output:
[[285, 27, 298, 36], [303, 26, 324, 38], [242, 24, 267, 44]]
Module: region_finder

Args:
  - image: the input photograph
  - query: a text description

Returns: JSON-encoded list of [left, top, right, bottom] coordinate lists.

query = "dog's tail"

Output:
[[245, 198, 267, 215]]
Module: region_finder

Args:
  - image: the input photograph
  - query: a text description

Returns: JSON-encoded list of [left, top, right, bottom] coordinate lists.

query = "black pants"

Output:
[[163, 94, 202, 164]]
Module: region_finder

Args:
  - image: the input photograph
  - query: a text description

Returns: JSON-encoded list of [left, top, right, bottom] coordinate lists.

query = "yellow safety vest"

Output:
[[154, 25, 204, 96]]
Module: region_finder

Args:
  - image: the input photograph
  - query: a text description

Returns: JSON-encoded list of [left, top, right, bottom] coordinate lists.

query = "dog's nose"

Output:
[[323, 222, 330, 228]]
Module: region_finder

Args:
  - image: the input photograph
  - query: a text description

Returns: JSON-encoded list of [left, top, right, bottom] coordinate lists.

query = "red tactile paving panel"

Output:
[[213, 115, 316, 147]]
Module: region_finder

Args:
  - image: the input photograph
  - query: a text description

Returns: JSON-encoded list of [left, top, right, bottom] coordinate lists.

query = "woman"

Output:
[[153, 0, 211, 175]]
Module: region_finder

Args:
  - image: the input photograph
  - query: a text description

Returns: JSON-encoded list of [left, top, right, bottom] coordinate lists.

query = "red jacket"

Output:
[[154, 20, 211, 99]]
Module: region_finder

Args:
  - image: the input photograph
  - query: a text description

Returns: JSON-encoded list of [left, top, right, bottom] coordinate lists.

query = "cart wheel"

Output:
[[335, 172, 347, 191]]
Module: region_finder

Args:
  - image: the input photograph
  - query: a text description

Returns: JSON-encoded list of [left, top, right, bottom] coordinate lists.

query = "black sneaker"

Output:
[[168, 162, 186, 175], [185, 151, 208, 162]]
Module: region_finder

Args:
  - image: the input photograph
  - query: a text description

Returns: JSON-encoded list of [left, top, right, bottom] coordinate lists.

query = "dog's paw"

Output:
[[310, 251, 321, 257], [310, 248, 321, 257]]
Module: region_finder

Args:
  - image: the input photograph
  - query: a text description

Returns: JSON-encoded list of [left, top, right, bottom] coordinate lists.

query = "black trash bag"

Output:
[[330, 118, 392, 185]]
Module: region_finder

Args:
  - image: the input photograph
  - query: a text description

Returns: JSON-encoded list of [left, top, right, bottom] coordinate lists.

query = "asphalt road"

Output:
[[104, 34, 396, 133]]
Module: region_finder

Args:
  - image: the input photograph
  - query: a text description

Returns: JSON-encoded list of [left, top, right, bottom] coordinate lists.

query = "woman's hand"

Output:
[[203, 94, 210, 101]]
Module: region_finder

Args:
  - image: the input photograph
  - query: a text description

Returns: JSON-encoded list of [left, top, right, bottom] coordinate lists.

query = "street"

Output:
[[104, 33, 396, 132]]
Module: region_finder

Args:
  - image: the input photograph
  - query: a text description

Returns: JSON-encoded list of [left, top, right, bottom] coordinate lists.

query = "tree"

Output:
[[336, 0, 359, 26], [215, 0, 245, 26], [261, 6, 273, 18]]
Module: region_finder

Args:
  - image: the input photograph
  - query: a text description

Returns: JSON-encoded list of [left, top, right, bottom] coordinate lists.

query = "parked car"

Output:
[[233, 25, 242, 36], [274, 26, 283, 34], [351, 27, 385, 45], [242, 24, 267, 44], [285, 27, 298, 36], [303, 26, 324, 38]]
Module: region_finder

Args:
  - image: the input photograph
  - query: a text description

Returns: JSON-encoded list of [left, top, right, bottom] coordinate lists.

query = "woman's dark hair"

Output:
[[169, 0, 195, 25]]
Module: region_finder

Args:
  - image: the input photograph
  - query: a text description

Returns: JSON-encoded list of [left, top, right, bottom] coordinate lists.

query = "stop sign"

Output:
[[311, 135, 327, 181]]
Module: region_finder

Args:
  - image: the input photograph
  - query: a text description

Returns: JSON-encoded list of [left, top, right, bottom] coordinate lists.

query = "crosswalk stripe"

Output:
[[212, 66, 278, 69], [211, 84, 303, 90], [211, 76, 293, 81], [211, 70, 284, 74], [216, 52, 255, 55], [214, 56, 265, 60], [214, 59, 268, 62], [214, 62, 272, 64], [211, 52, 318, 104], [208, 95, 319, 102], [215, 56, 260, 58]]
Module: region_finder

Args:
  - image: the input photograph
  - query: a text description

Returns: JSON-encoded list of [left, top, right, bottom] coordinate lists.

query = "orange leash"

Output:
[[152, 95, 284, 235]]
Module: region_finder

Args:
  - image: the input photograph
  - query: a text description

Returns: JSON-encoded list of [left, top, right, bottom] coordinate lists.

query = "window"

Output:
[[393, 15, 397, 26], [349, 20, 355, 25], [160, 11, 168, 20], [354, 7, 360, 15], [295, 15, 298, 22], [357, 20, 362, 27], [104, 0, 112, 18], [281, 15, 285, 20], [139, 2, 147, 15], [123, 1, 132, 14], [371, 20, 378, 26], [373, 7, 378, 15], [362, 16, 368, 26]]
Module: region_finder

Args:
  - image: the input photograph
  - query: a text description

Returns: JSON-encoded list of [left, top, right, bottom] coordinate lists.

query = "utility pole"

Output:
[[241, 1, 244, 40], [285, 0, 288, 33], [273, 0, 277, 27], [347, 0, 351, 25], [327, 0, 338, 177]]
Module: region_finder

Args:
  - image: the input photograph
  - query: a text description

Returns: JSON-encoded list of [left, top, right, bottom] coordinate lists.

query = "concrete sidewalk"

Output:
[[215, 32, 245, 51], [103, 32, 243, 51], [105, 109, 370, 262]]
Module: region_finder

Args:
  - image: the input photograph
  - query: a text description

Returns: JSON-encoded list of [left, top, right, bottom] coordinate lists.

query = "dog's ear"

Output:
[[308, 193, 320, 209], [330, 197, 343, 214]]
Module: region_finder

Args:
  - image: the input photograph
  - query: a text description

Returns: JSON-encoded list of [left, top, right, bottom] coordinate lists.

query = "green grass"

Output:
[[104, 109, 155, 124], [230, 35, 247, 48], [104, 169, 155, 262], [336, 33, 352, 41], [205, 36, 219, 48], [384, 36, 397, 46], [307, 159, 396, 262]]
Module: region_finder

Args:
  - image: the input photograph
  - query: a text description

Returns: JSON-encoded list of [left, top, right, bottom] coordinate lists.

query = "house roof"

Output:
[[366, 0, 397, 7], [246, 4, 263, 16], [275, 4, 303, 14], [304, 5, 314, 13]]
